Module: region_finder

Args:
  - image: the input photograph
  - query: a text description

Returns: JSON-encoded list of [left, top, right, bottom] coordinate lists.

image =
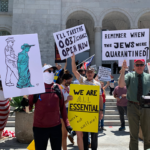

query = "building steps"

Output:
[[6, 96, 128, 127]]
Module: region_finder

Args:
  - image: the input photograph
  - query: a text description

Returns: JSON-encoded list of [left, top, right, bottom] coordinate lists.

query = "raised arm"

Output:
[[103, 81, 110, 90], [71, 53, 80, 80], [64, 59, 67, 70], [118, 60, 127, 88]]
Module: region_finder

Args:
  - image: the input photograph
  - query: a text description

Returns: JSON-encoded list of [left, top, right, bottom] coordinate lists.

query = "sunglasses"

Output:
[[48, 70, 55, 73], [135, 64, 144, 67]]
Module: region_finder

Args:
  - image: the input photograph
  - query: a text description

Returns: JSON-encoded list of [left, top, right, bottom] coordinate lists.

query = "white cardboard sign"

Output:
[[98, 66, 111, 81], [102, 29, 149, 61], [0, 34, 45, 98], [53, 24, 90, 60]]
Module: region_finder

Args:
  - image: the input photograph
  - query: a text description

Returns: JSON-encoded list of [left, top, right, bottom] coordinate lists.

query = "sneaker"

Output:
[[68, 135, 74, 145], [101, 127, 107, 131], [88, 143, 91, 148], [119, 127, 125, 131]]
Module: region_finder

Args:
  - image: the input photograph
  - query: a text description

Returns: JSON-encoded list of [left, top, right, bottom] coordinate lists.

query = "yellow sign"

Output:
[[27, 140, 35, 150], [68, 84, 99, 133]]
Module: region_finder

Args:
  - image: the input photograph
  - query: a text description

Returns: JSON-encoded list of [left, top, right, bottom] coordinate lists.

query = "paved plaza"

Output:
[[0, 127, 144, 150]]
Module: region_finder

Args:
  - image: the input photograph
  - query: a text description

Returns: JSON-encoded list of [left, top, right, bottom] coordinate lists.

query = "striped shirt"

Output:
[[0, 90, 10, 131]]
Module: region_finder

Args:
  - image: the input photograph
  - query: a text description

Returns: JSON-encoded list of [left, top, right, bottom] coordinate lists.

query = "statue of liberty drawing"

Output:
[[17, 44, 35, 89]]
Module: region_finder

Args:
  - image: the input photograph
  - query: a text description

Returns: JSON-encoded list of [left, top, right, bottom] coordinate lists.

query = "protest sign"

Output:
[[53, 24, 90, 60], [118, 59, 130, 67], [0, 34, 45, 98], [55, 43, 66, 63], [27, 140, 35, 150], [102, 29, 149, 61], [68, 84, 99, 133], [98, 66, 111, 81]]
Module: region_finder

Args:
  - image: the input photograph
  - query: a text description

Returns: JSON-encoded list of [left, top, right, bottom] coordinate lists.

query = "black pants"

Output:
[[83, 132, 98, 150], [117, 106, 127, 127], [33, 124, 62, 150], [109, 87, 114, 95]]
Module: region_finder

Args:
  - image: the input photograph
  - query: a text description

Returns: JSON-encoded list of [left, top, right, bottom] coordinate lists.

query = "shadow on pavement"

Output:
[[98, 132, 106, 137], [111, 131, 130, 136], [67, 144, 79, 150], [0, 138, 28, 149]]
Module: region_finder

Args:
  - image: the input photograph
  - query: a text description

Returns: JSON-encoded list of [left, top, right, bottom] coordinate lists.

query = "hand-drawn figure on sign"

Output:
[[5, 37, 19, 86], [16, 44, 35, 89]]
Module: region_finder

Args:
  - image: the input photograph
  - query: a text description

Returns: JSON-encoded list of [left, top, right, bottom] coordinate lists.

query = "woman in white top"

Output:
[[0, 80, 10, 139], [60, 70, 73, 150]]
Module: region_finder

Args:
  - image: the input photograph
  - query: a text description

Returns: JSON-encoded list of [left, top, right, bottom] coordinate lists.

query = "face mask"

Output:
[[43, 72, 54, 84]]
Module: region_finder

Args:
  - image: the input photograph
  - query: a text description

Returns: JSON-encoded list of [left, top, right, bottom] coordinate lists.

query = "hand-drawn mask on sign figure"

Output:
[[16, 43, 35, 89]]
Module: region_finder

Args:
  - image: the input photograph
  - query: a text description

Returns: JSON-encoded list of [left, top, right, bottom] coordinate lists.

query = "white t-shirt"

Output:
[[60, 85, 69, 108]]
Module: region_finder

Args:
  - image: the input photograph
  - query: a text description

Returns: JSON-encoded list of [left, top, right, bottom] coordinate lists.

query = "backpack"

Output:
[[33, 83, 62, 104]]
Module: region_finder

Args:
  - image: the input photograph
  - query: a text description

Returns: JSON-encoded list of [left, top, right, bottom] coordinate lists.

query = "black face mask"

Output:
[[48, 70, 55, 73]]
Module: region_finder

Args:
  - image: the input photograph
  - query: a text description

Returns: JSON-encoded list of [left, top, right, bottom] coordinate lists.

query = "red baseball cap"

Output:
[[134, 59, 145, 63]]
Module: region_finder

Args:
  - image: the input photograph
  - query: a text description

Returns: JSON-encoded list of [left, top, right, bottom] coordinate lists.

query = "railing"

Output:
[[0, 0, 8, 12]]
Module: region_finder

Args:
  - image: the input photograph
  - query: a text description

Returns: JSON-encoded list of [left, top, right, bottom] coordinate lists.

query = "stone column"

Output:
[[94, 27, 102, 68]]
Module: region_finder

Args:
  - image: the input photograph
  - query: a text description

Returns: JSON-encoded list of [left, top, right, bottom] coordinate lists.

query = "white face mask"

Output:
[[43, 72, 54, 84]]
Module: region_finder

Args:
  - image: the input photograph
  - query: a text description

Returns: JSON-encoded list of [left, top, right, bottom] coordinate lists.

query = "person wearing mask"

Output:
[[0, 79, 10, 139], [21, 64, 72, 150], [54, 60, 67, 84], [119, 59, 150, 150], [60, 71, 73, 150], [113, 80, 128, 131], [99, 81, 109, 131], [71, 53, 103, 150]]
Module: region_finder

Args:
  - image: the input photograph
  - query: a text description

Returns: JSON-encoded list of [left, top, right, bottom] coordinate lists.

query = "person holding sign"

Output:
[[21, 64, 72, 150], [71, 53, 103, 150], [119, 59, 150, 150], [60, 71, 73, 150]]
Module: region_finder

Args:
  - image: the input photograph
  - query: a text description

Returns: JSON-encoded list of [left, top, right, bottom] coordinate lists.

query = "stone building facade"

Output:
[[0, 0, 150, 72]]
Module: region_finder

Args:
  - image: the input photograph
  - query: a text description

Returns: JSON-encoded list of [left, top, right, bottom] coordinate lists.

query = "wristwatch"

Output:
[[100, 109, 103, 111], [119, 96, 122, 99]]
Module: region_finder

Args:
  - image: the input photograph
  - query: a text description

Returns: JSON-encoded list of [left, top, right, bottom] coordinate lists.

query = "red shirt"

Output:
[[101, 88, 106, 103], [113, 86, 128, 106], [29, 83, 70, 128]]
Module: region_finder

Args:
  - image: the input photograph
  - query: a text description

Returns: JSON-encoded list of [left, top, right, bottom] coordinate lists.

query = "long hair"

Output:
[[62, 70, 73, 80]]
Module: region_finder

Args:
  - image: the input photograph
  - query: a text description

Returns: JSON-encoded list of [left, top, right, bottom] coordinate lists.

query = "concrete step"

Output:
[[104, 120, 129, 126], [106, 99, 117, 102], [105, 102, 116, 106], [105, 106, 117, 110], [105, 110, 119, 115], [105, 115, 127, 120], [7, 116, 15, 121], [5, 121, 15, 127]]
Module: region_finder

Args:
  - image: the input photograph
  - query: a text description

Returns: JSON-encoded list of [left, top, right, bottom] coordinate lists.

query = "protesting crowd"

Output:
[[1, 53, 150, 150], [0, 27, 150, 150]]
